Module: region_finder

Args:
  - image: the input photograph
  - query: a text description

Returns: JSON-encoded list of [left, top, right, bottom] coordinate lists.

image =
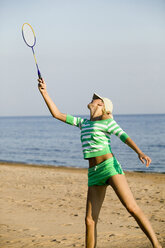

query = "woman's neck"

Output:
[[90, 113, 112, 121], [90, 115, 102, 121]]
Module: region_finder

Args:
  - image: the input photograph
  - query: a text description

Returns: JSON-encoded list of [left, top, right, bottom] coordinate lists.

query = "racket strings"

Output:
[[22, 24, 36, 47], [22, 22, 42, 79]]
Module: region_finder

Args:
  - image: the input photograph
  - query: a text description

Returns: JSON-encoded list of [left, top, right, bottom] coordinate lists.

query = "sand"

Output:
[[0, 162, 164, 248]]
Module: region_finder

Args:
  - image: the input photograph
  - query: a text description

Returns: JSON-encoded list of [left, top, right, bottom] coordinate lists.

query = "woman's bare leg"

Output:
[[107, 174, 162, 248], [85, 185, 107, 248]]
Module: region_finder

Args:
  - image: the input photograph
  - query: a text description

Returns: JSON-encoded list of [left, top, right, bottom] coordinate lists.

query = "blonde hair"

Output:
[[102, 107, 113, 119]]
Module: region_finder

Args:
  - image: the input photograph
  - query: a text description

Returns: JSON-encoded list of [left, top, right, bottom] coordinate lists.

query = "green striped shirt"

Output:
[[66, 115, 129, 159]]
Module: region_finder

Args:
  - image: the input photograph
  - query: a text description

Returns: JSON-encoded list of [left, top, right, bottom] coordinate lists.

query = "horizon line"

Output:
[[0, 113, 165, 118]]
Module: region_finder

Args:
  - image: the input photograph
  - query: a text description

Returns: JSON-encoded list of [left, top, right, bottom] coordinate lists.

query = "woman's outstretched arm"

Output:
[[38, 78, 67, 122], [125, 137, 152, 167]]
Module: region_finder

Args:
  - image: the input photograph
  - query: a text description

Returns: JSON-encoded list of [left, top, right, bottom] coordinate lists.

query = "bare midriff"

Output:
[[88, 153, 114, 168]]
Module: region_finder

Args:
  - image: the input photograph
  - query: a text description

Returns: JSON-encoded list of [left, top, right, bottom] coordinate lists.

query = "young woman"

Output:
[[38, 78, 162, 248]]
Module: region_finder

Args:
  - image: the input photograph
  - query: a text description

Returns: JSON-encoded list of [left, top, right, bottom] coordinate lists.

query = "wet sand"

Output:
[[0, 162, 164, 247]]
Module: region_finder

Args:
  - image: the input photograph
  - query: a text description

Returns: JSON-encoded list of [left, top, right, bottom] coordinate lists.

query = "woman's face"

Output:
[[87, 98, 104, 111]]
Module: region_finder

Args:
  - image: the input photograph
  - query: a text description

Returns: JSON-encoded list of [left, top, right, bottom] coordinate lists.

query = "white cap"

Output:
[[93, 93, 113, 113]]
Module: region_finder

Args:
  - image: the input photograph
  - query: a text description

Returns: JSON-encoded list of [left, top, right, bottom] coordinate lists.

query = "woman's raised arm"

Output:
[[38, 78, 67, 122]]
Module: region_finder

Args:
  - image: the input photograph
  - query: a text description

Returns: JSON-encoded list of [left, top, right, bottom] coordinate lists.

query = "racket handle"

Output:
[[38, 69, 42, 79]]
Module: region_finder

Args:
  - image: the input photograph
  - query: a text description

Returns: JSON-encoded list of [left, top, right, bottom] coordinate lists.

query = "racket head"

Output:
[[22, 23, 36, 47]]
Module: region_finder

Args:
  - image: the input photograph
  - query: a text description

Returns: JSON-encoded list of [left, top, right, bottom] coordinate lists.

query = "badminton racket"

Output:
[[22, 23, 42, 79]]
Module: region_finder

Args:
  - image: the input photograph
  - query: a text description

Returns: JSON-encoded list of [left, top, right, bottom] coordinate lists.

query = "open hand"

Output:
[[138, 153, 152, 167]]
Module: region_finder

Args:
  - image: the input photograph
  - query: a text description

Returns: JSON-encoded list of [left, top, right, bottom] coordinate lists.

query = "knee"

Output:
[[126, 203, 141, 216], [85, 216, 96, 227]]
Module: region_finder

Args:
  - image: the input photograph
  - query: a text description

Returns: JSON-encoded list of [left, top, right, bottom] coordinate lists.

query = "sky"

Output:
[[0, 0, 165, 116]]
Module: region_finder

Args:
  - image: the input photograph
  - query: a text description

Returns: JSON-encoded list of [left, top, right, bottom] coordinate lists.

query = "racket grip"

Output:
[[38, 69, 42, 79]]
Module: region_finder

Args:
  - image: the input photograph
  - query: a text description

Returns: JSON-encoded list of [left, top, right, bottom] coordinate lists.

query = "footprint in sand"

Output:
[[136, 197, 141, 200], [51, 239, 61, 243], [58, 204, 63, 207], [61, 238, 67, 241], [109, 234, 115, 237], [127, 225, 135, 229], [62, 223, 73, 226]]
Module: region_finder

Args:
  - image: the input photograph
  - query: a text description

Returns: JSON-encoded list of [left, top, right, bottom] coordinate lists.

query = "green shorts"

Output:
[[88, 157, 125, 187]]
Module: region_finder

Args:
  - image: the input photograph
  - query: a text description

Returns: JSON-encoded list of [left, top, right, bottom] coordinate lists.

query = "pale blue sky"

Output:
[[0, 0, 165, 116]]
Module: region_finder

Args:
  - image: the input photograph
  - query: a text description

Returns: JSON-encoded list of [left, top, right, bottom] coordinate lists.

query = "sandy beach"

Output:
[[0, 162, 164, 248]]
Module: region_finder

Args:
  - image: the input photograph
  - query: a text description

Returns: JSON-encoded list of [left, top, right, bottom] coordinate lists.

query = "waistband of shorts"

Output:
[[88, 157, 116, 173]]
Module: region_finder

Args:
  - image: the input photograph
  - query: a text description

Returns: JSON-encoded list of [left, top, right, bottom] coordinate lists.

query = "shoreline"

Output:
[[0, 160, 164, 175], [0, 162, 164, 247], [0, 161, 87, 173]]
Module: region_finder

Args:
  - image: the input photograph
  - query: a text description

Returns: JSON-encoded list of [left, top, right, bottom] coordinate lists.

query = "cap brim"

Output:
[[92, 93, 103, 100]]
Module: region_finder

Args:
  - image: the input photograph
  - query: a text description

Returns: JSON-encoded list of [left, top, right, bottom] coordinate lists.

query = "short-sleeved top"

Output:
[[66, 115, 129, 159]]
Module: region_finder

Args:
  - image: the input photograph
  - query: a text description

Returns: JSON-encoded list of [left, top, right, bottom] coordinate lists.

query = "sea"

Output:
[[0, 114, 165, 173]]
